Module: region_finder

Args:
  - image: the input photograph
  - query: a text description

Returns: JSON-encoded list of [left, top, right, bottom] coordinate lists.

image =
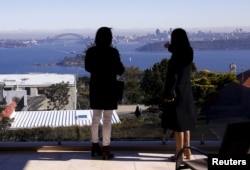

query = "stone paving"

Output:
[[0, 141, 217, 170]]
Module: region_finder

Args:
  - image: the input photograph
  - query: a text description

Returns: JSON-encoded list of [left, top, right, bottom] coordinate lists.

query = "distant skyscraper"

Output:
[[155, 28, 160, 35]]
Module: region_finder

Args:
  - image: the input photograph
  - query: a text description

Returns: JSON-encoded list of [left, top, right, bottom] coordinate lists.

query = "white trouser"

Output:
[[91, 109, 113, 146]]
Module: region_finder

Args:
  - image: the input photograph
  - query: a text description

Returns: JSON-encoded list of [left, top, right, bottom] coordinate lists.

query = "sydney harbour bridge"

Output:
[[45, 33, 91, 43]]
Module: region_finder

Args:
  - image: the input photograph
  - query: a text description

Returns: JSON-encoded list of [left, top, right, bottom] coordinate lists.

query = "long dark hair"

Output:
[[94, 27, 112, 47], [170, 28, 191, 51], [170, 28, 193, 65]]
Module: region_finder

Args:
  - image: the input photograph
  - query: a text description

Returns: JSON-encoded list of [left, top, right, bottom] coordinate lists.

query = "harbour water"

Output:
[[0, 42, 250, 76]]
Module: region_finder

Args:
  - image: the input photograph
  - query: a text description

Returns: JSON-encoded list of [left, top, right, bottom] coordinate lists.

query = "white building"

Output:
[[0, 73, 77, 110]]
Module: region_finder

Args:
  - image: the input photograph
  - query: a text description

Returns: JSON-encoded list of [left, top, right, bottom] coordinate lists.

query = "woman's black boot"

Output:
[[91, 143, 102, 157], [102, 145, 114, 160]]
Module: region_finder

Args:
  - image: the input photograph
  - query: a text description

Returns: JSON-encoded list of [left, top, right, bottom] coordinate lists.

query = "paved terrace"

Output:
[[0, 105, 223, 169], [0, 141, 219, 170]]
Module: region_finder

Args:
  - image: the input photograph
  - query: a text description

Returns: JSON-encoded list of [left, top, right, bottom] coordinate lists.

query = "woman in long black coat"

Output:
[[85, 27, 125, 160], [163, 28, 196, 161]]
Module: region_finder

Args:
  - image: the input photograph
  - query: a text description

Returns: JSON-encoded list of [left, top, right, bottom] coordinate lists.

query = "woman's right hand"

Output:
[[164, 42, 170, 48]]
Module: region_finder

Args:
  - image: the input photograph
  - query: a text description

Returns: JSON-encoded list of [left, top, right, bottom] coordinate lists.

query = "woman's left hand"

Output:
[[164, 98, 175, 103]]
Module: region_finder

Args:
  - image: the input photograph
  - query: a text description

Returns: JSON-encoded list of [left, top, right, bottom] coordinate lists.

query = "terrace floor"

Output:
[[1, 104, 228, 170], [0, 141, 218, 170]]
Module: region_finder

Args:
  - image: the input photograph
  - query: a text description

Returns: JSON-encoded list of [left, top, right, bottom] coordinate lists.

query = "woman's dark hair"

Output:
[[94, 27, 112, 47], [171, 28, 191, 50]]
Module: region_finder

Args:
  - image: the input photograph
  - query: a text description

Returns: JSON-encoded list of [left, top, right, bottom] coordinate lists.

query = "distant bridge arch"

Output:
[[47, 33, 84, 42]]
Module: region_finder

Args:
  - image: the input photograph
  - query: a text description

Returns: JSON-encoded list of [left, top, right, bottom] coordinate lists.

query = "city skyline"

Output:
[[0, 0, 250, 34]]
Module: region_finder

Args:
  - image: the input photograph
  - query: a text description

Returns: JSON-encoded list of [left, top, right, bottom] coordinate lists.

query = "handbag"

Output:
[[115, 80, 124, 101]]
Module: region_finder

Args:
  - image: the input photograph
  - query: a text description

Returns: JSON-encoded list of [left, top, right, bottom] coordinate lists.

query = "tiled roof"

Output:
[[10, 110, 120, 129], [2, 101, 16, 118], [242, 77, 250, 87]]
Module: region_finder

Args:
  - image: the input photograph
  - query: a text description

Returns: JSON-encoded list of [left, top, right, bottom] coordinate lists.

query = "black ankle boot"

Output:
[[102, 145, 114, 160], [91, 143, 102, 157]]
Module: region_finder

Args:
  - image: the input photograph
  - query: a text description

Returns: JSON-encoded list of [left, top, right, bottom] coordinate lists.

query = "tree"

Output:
[[76, 76, 90, 109], [0, 116, 13, 131], [45, 82, 70, 110], [140, 58, 169, 106], [122, 66, 144, 104], [191, 71, 239, 124], [191, 71, 238, 106]]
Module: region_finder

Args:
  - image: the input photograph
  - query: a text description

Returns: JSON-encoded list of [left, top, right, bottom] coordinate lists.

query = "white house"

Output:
[[0, 73, 77, 110]]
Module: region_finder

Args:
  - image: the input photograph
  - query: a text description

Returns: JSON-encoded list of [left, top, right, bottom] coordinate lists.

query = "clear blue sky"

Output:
[[1, 0, 249, 32]]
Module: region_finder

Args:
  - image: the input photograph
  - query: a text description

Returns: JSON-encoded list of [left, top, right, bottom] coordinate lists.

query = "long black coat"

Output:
[[85, 46, 125, 110], [162, 47, 196, 132]]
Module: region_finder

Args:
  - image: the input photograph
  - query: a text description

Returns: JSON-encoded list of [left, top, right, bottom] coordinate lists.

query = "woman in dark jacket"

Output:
[[85, 27, 125, 160], [163, 28, 196, 161]]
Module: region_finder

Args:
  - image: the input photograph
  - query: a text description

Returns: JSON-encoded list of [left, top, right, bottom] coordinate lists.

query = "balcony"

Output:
[[2, 104, 241, 170], [1, 118, 249, 170]]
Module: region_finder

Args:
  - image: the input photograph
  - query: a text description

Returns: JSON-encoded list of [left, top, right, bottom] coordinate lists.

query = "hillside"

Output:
[[136, 37, 250, 51]]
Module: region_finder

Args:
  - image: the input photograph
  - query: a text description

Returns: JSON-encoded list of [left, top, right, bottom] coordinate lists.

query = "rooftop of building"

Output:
[[0, 73, 76, 86], [10, 110, 120, 129]]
